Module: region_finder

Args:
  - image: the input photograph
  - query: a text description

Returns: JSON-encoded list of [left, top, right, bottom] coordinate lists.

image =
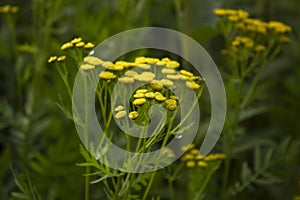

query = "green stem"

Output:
[[142, 172, 156, 200], [85, 166, 90, 200]]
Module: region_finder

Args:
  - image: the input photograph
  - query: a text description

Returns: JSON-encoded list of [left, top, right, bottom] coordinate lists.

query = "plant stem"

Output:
[[142, 172, 156, 200], [85, 166, 90, 200]]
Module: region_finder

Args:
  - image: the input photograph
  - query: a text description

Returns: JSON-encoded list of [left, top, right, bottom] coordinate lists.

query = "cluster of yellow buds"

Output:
[[113, 104, 140, 120], [82, 56, 203, 90], [0, 5, 19, 14], [181, 144, 225, 168], [214, 8, 292, 55], [48, 37, 95, 63], [60, 37, 95, 50]]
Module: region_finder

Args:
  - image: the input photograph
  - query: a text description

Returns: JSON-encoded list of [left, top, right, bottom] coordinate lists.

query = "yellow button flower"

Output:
[[165, 99, 177, 105], [160, 79, 174, 87], [133, 98, 146, 106], [155, 94, 166, 102], [133, 93, 145, 98], [197, 161, 208, 168], [84, 42, 95, 49], [57, 55, 66, 62], [71, 37, 82, 44], [80, 64, 95, 70], [162, 68, 176, 74], [48, 56, 57, 63], [125, 70, 138, 77], [129, 111, 139, 119], [186, 161, 196, 168], [166, 103, 177, 111], [170, 95, 178, 100], [180, 70, 193, 77], [115, 110, 127, 119], [136, 89, 148, 94], [118, 77, 135, 84], [186, 81, 200, 89], [145, 92, 155, 98], [114, 105, 125, 112], [150, 80, 164, 90], [84, 56, 104, 65], [254, 45, 266, 52], [75, 42, 85, 47], [60, 42, 73, 50], [137, 64, 151, 70], [166, 61, 180, 69], [99, 71, 116, 80]]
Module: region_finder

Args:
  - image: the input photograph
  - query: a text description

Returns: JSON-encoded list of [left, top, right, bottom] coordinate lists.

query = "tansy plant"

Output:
[[214, 8, 295, 198], [48, 36, 218, 199]]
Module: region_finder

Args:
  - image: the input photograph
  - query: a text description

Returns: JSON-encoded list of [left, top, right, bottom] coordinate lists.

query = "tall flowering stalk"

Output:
[[214, 8, 292, 195], [49, 37, 207, 199]]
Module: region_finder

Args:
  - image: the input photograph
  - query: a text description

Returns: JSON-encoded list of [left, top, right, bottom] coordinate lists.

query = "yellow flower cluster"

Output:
[[48, 37, 95, 64], [130, 87, 179, 112], [181, 144, 225, 168], [60, 37, 95, 50], [232, 36, 254, 48], [0, 5, 19, 13], [113, 105, 140, 120], [214, 8, 292, 51]]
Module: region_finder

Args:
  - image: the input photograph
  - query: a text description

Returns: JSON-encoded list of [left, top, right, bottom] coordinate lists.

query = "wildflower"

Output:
[[125, 70, 138, 77], [268, 21, 292, 33], [102, 61, 114, 68], [181, 154, 194, 161], [151, 80, 164, 90], [279, 35, 291, 43], [133, 93, 145, 98], [137, 64, 151, 70], [114, 105, 125, 112], [180, 70, 193, 77], [84, 56, 104, 65], [160, 79, 174, 87], [165, 99, 177, 105], [146, 57, 160, 64], [57, 55, 66, 62], [48, 56, 57, 63], [186, 161, 196, 168], [166, 74, 181, 80], [166, 103, 177, 111], [156, 61, 166, 66], [84, 42, 95, 49], [129, 111, 139, 119], [75, 42, 85, 47], [145, 92, 155, 98], [162, 68, 176, 74], [181, 144, 195, 151], [99, 71, 116, 80], [136, 89, 148, 94], [213, 8, 227, 16], [228, 15, 239, 22], [134, 57, 147, 64], [61, 42, 73, 50], [80, 64, 95, 70], [133, 98, 146, 106], [166, 61, 180, 69], [155, 94, 166, 102], [254, 45, 266, 52], [186, 81, 200, 89], [191, 149, 200, 155], [107, 64, 124, 71], [197, 161, 208, 168], [115, 61, 132, 67], [0, 5, 19, 13], [170, 95, 178, 100], [115, 110, 127, 119], [237, 10, 249, 19], [71, 37, 82, 44], [118, 77, 135, 84], [134, 72, 155, 82]]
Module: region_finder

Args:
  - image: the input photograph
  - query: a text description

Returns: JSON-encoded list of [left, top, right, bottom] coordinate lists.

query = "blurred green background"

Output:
[[0, 0, 299, 199]]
